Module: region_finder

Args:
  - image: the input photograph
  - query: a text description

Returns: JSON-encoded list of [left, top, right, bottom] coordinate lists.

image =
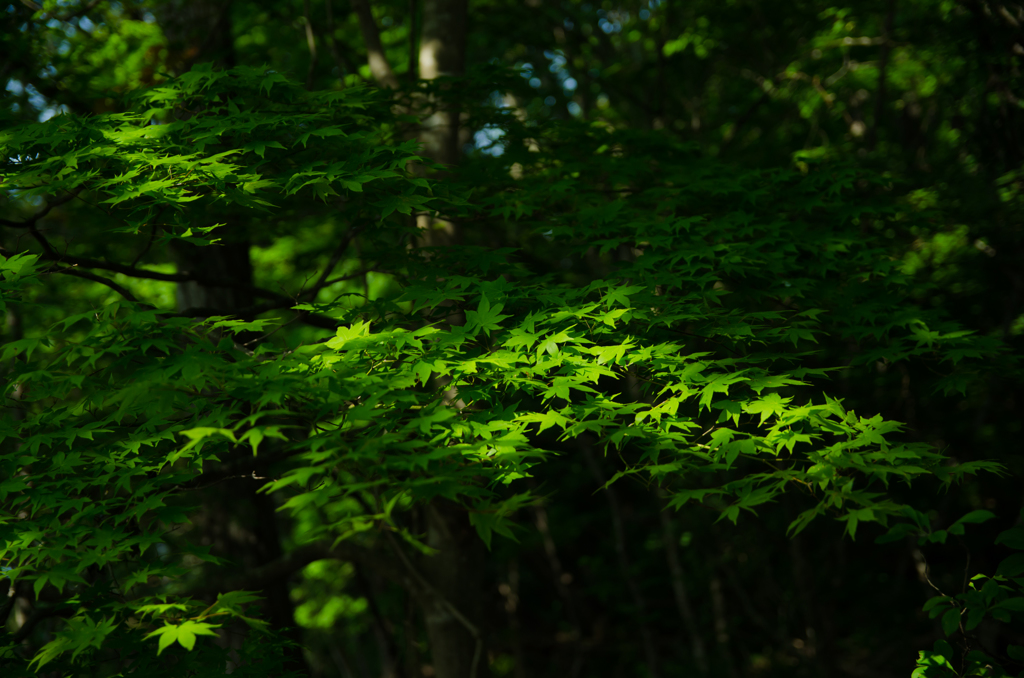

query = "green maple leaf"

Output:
[[146, 620, 221, 654], [465, 293, 511, 336]]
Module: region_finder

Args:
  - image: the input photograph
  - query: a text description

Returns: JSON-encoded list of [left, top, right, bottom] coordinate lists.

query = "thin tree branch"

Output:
[[530, 497, 586, 671], [301, 225, 362, 301], [709, 572, 740, 678], [407, 0, 419, 82], [323, 0, 352, 84], [0, 191, 81, 229], [176, 540, 403, 599], [28, 0, 103, 23], [721, 80, 777, 150], [663, 326, 744, 357], [868, 0, 896, 150], [531, 502, 581, 630], [722, 563, 782, 642], [52, 266, 142, 303], [351, 0, 400, 89], [380, 528, 484, 678], [173, 304, 340, 330], [130, 219, 162, 268], [0, 592, 16, 630], [657, 488, 709, 674], [11, 602, 75, 644], [26, 235, 302, 308], [581, 440, 661, 678], [6, 203, 284, 303], [354, 563, 401, 678], [320, 270, 379, 288]]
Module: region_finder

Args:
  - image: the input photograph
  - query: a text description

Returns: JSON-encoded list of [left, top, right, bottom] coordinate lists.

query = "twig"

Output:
[[723, 563, 781, 642], [709, 573, 739, 678], [325, 0, 362, 85], [17, 222, 343, 327], [320, 270, 378, 287], [53, 266, 142, 303], [0, 591, 16, 630], [407, 0, 419, 82], [173, 540, 402, 600], [663, 326, 744, 357], [170, 302, 339, 330], [721, 84, 776, 150], [302, 225, 362, 301], [532, 502, 580, 625], [23, 231, 293, 303], [31, 0, 103, 22], [12, 602, 75, 643], [958, 536, 971, 595], [914, 549, 948, 597], [657, 487, 709, 673], [380, 528, 483, 678], [354, 564, 400, 677], [868, 0, 896, 150], [0, 191, 80, 228], [581, 440, 661, 678], [130, 217, 162, 268], [531, 499, 586, 670]]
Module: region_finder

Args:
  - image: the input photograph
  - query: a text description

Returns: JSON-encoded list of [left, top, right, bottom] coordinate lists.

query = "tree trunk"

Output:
[[418, 0, 468, 166], [414, 0, 469, 247], [156, 0, 236, 71], [171, 225, 254, 314], [419, 501, 487, 678], [154, 3, 304, 672], [411, 6, 491, 676]]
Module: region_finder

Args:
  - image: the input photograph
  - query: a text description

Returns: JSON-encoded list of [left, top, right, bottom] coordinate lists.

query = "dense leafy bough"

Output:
[[1, 67, 1020, 676]]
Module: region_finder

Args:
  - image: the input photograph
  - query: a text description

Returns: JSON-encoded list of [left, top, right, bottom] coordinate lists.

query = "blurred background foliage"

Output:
[[2, 0, 1023, 677]]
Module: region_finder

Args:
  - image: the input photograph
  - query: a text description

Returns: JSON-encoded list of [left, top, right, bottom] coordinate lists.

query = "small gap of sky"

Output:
[[6, 79, 67, 121], [10, 7, 110, 121], [14, 3, 657, 147], [472, 1, 659, 156]]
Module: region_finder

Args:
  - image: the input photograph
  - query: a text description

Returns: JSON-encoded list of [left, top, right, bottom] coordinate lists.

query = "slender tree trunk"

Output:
[[418, 0, 468, 166], [656, 491, 708, 674], [414, 0, 468, 246], [409, 4, 492, 676], [171, 224, 254, 314], [867, 0, 895, 151], [419, 501, 487, 678], [153, 2, 304, 672], [581, 442, 661, 678]]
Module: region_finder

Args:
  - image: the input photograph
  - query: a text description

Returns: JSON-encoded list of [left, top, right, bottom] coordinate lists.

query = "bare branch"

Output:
[[323, 0, 349, 83], [381, 527, 484, 678], [581, 440, 661, 678], [657, 487, 709, 674], [407, 0, 419, 82], [131, 220, 160, 268], [173, 304, 340, 330], [28, 237, 301, 308], [301, 225, 361, 301], [12, 602, 75, 644], [721, 82, 776, 150], [176, 540, 404, 599], [0, 191, 81, 229], [52, 266, 143, 303], [868, 0, 896, 151]]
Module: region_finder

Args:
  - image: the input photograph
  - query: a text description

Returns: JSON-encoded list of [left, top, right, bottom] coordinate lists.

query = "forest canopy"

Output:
[[1, 1, 1023, 678]]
